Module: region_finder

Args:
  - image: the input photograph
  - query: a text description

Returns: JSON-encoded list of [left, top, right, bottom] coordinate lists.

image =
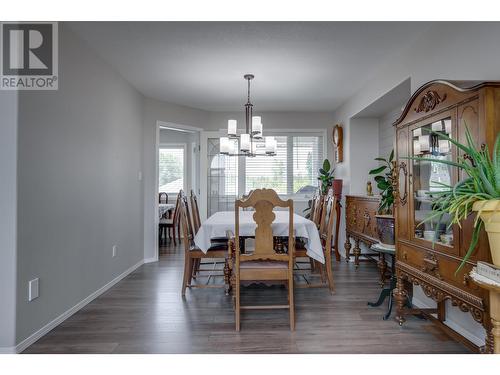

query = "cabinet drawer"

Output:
[[397, 242, 483, 298]]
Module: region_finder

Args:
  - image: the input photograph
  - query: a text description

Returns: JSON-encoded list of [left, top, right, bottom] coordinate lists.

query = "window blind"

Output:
[[245, 136, 288, 194], [292, 136, 323, 196]]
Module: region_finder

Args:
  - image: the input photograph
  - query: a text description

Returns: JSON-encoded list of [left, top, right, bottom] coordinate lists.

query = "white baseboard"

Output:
[[412, 294, 485, 347], [144, 257, 158, 264], [13, 259, 144, 354], [0, 346, 16, 354]]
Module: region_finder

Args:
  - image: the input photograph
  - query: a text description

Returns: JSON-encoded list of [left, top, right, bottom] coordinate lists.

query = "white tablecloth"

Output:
[[193, 211, 324, 263], [159, 203, 175, 218]]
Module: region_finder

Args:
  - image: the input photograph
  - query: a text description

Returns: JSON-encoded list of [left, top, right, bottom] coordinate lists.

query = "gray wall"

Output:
[[0, 91, 18, 350], [15, 24, 144, 343], [378, 106, 402, 159], [142, 98, 209, 261]]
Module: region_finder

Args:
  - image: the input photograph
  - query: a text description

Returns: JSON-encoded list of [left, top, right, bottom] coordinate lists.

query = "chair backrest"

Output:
[[240, 190, 254, 211], [311, 193, 323, 228], [172, 190, 183, 224], [179, 191, 195, 251], [190, 190, 201, 233], [319, 190, 337, 252], [159, 192, 168, 204], [234, 189, 294, 265]]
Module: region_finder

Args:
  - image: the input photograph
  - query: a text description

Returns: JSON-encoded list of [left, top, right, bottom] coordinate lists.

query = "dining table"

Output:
[[159, 203, 175, 218], [193, 210, 325, 263]]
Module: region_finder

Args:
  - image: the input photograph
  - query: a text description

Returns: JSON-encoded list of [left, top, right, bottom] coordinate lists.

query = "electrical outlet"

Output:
[[112, 245, 117, 258], [28, 278, 39, 301]]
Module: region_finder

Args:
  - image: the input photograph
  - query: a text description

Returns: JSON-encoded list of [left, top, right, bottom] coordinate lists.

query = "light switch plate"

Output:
[[112, 245, 117, 258], [28, 278, 39, 301]]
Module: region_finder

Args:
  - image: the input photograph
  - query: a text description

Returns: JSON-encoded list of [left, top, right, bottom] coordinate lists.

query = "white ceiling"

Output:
[[68, 22, 433, 112]]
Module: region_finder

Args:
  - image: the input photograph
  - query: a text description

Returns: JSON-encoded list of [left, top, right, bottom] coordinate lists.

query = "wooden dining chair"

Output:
[[295, 190, 336, 294], [159, 192, 168, 204], [190, 190, 201, 233], [189, 190, 230, 280], [159, 190, 182, 245], [231, 188, 295, 331], [180, 195, 230, 296], [311, 192, 324, 228]]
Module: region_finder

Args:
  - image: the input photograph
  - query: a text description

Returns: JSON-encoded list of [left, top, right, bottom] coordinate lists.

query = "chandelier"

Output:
[[219, 74, 276, 157]]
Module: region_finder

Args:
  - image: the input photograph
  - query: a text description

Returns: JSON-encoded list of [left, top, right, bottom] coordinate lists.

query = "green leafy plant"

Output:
[[407, 125, 500, 274], [318, 159, 335, 195], [369, 149, 395, 214]]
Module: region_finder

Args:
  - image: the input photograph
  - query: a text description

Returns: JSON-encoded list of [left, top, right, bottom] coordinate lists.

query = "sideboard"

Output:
[[344, 195, 381, 267]]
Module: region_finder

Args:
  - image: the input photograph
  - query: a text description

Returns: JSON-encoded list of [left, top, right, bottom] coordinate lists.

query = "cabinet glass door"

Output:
[[411, 118, 455, 248]]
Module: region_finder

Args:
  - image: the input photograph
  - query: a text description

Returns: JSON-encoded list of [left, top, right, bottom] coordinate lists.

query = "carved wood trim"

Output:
[[397, 262, 486, 325], [415, 90, 447, 113]]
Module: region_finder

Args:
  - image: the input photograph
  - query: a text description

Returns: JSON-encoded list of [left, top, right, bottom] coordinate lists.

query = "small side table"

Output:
[[470, 268, 500, 354], [367, 243, 396, 320]]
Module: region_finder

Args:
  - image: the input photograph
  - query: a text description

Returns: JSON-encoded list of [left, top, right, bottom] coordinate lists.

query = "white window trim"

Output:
[[158, 143, 187, 196]]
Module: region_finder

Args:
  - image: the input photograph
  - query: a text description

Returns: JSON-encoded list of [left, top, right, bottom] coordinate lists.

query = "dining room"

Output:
[[3, 8, 500, 370]]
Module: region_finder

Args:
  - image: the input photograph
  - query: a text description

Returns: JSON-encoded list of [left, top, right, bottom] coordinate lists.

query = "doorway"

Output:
[[156, 122, 201, 256]]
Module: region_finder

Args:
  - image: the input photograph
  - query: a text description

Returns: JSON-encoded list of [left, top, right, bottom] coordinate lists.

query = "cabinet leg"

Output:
[[344, 236, 352, 263], [334, 202, 341, 262], [377, 253, 387, 288], [353, 239, 361, 269], [492, 319, 500, 354], [223, 259, 230, 296], [437, 301, 446, 322], [394, 271, 407, 326]]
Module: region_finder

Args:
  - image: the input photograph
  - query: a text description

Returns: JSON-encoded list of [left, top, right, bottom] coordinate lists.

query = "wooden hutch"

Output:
[[392, 80, 500, 353]]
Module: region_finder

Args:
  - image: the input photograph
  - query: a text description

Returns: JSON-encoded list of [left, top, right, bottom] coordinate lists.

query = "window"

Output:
[[245, 136, 288, 194], [159, 146, 185, 194], [243, 133, 324, 198], [292, 136, 323, 195]]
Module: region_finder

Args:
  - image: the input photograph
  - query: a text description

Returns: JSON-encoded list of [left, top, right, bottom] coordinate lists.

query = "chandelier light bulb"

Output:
[[228, 119, 237, 137], [240, 134, 251, 152]]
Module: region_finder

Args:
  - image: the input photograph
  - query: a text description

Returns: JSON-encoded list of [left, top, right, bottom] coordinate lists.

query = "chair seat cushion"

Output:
[[240, 261, 288, 269], [159, 218, 173, 224]]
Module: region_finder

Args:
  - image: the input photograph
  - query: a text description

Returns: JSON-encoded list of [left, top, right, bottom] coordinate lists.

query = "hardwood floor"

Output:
[[23, 243, 469, 354]]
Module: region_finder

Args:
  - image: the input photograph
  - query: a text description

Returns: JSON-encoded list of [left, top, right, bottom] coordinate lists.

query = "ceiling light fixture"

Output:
[[219, 74, 276, 157]]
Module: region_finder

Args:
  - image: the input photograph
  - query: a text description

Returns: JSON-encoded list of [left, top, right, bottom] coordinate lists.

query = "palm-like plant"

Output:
[[408, 125, 500, 273], [369, 149, 395, 214]]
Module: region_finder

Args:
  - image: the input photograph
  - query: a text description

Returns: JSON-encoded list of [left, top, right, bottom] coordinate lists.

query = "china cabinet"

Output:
[[392, 80, 500, 353]]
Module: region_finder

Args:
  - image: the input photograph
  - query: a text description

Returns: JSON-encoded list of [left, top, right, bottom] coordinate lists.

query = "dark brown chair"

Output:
[[159, 191, 181, 245], [159, 192, 168, 204]]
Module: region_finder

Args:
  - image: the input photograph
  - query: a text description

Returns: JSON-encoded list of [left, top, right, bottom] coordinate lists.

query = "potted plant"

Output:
[[303, 159, 342, 218], [369, 150, 396, 248], [318, 158, 335, 195], [409, 126, 500, 272]]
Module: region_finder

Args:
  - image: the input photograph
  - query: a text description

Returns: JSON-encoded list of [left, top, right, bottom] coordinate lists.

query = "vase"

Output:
[[473, 199, 500, 266], [375, 214, 395, 248]]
